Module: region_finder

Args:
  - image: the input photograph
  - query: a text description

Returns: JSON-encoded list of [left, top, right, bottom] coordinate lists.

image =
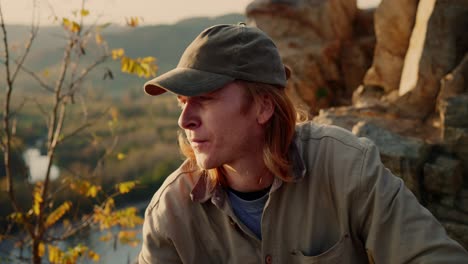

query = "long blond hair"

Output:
[[178, 80, 304, 188]]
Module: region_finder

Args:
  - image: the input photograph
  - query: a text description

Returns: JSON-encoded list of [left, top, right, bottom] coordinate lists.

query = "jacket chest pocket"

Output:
[[290, 234, 349, 264]]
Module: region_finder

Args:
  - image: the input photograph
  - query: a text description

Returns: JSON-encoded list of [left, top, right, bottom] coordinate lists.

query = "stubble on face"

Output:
[[179, 82, 262, 171]]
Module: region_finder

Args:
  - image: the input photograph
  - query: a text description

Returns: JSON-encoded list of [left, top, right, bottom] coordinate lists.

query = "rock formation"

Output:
[[363, 0, 419, 94], [246, 0, 372, 114], [247, 0, 468, 249], [393, 0, 468, 119]]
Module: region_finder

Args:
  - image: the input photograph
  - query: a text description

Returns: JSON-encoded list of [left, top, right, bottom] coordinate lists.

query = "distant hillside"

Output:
[[4, 13, 246, 96], [106, 14, 246, 73]]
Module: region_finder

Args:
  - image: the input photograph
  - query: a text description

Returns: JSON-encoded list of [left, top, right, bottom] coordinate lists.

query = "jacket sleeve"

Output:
[[138, 205, 182, 264], [355, 139, 468, 263]]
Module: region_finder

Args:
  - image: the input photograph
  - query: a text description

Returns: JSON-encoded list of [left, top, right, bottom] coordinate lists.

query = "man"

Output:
[[138, 23, 468, 263]]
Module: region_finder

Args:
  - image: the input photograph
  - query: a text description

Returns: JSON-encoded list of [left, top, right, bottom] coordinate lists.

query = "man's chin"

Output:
[[195, 156, 218, 170]]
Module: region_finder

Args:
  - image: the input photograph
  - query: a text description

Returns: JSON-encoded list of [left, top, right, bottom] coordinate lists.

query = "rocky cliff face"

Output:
[[247, 0, 370, 114], [247, 0, 468, 249]]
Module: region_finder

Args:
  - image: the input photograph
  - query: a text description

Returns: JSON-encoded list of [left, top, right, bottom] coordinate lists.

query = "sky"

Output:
[[1, 0, 381, 26]]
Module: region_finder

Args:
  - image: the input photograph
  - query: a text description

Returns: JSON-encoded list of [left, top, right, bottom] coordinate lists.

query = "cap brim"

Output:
[[144, 67, 235, 96]]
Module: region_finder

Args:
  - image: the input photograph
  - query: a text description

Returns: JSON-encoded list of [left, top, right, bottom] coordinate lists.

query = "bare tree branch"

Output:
[[58, 122, 92, 144], [3, 0, 146, 261], [46, 214, 94, 242], [58, 95, 110, 146], [83, 17, 102, 39], [64, 55, 108, 98], [42, 101, 66, 202], [92, 135, 119, 178], [53, 39, 74, 96], [0, 3, 12, 87], [9, 97, 28, 117], [78, 93, 88, 120], [17, 64, 54, 93], [31, 97, 49, 117], [0, 0, 21, 214], [35, 40, 73, 254], [31, 97, 50, 128], [11, 3, 39, 83]]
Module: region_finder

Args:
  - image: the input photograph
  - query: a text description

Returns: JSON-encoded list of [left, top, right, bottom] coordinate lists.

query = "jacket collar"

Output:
[[189, 170, 213, 203], [190, 135, 306, 203]]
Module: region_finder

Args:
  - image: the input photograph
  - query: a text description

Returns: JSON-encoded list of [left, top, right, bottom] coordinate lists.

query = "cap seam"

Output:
[[235, 26, 244, 73]]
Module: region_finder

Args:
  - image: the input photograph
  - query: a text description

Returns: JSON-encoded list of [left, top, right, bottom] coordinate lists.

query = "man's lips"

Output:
[[190, 139, 208, 149]]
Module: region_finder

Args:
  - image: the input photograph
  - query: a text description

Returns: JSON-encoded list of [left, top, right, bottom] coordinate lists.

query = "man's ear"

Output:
[[256, 95, 274, 125]]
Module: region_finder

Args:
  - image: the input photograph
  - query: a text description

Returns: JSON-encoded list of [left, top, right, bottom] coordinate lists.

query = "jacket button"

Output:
[[265, 254, 272, 264]]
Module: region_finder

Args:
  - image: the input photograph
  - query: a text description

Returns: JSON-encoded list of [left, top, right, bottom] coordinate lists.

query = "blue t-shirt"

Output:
[[227, 190, 269, 239]]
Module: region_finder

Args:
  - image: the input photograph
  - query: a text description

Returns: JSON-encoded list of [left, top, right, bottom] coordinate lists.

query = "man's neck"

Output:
[[222, 158, 274, 193]]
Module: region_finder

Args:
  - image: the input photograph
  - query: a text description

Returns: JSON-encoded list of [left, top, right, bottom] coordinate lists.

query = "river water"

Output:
[[0, 229, 143, 263], [1, 148, 147, 263], [0, 201, 150, 263]]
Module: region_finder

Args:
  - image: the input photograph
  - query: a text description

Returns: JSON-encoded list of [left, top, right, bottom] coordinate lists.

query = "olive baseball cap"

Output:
[[144, 23, 288, 96]]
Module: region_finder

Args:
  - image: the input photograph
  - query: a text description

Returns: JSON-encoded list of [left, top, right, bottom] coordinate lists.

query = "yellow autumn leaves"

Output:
[[3, 6, 155, 263], [33, 182, 44, 215], [94, 196, 143, 250], [112, 48, 158, 78], [62, 18, 81, 33], [65, 177, 102, 198], [60, 9, 157, 79], [39, 243, 100, 263], [45, 201, 72, 228], [61, 9, 90, 33], [24, 179, 142, 263]]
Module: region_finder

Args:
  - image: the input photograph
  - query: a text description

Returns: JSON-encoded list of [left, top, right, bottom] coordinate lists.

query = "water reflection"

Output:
[[23, 148, 60, 183], [0, 227, 142, 263]]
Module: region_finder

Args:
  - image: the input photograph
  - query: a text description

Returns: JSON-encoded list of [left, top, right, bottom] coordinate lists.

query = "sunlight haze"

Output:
[[2, 0, 381, 26]]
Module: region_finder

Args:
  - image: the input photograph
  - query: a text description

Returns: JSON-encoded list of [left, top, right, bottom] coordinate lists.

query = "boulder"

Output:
[[362, 0, 419, 93], [312, 106, 365, 131], [247, 0, 468, 250], [439, 94, 468, 129], [247, 0, 357, 41], [353, 7, 375, 38], [352, 121, 431, 197], [340, 8, 376, 99], [313, 106, 439, 140], [352, 84, 385, 108], [456, 188, 468, 213], [423, 155, 462, 195], [440, 194, 456, 207], [340, 40, 373, 102], [454, 130, 468, 182], [438, 94, 468, 181], [428, 203, 468, 224], [246, 0, 360, 114], [394, 0, 468, 119], [437, 54, 468, 107], [441, 222, 468, 250], [313, 107, 433, 198]]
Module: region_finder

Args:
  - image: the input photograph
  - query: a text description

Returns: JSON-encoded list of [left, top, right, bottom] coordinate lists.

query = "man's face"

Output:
[[177, 82, 263, 170]]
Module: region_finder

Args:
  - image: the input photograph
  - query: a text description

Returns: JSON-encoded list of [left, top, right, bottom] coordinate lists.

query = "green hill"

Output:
[[4, 13, 246, 96]]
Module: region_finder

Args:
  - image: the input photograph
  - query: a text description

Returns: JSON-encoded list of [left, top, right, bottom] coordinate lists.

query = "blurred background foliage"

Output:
[[0, 10, 246, 262], [0, 13, 246, 221]]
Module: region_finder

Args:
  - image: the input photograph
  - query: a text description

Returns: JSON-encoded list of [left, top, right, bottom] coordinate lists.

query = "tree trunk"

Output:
[[32, 238, 41, 264]]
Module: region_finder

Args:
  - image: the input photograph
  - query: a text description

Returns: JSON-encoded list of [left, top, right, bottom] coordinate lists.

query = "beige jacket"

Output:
[[138, 122, 468, 263]]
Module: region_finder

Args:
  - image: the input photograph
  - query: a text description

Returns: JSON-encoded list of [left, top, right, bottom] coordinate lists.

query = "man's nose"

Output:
[[178, 102, 200, 130]]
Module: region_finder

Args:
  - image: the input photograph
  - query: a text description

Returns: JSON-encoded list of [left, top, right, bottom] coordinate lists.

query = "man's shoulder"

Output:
[[295, 121, 372, 153], [145, 159, 201, 213]]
